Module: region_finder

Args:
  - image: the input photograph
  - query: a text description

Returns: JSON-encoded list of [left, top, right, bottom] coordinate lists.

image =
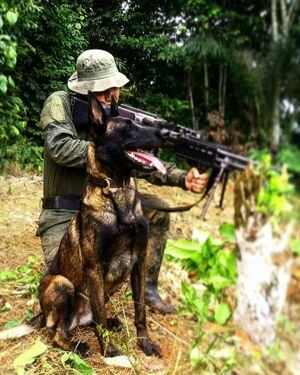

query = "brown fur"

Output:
[[38, 96, 162, 358]]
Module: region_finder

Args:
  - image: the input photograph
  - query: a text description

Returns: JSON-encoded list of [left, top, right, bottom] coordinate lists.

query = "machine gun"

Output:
[[71, 95, 251, 219], [119, 104, 251, 220]]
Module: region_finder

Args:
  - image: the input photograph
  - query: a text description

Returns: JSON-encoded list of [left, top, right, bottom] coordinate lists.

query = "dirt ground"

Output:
[[0, 173, 299, 374]]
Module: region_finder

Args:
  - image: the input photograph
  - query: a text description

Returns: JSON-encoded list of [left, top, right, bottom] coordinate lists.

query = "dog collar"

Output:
[[87, 173, 131, 189]]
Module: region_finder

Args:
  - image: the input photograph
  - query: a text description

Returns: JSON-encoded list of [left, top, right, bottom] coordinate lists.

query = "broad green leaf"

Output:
[[11, 126, 20, 136], [219, 223, 235, 243], [166, 239, 200, 259], [181, 281, 197, 302], [5, 11, 18, 26], [214, 302, 231, 325], [0, 270, 17, 281], [8, 76, 15, 88], [0, 74, 7, 94], [13, 337, 48, 375], [204, 275, 233, 289], [4, 319, 21, 328], [61, 352, 94, 375], [216, 251, 237, 279], [0, 15, 3, 29]]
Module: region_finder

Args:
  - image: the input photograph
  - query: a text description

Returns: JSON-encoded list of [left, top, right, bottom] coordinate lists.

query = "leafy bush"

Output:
[[0, 1, 27, 168], [4, 139, 43, 172], [165, 226, 237, 325], [0, 257, 42, 299], [249, 149, 295, 219], [278, 145, 300, 174]]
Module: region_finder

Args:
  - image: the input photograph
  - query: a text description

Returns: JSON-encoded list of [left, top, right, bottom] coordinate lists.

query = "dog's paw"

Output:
[[104, 344, 122, 357], [139, 337, 162, 357], [105, 317, 123, 332], [75, 342, 90, 357]]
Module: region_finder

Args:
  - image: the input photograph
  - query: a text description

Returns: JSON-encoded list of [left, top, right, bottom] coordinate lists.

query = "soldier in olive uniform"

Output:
[[39, 50, 208, 314]]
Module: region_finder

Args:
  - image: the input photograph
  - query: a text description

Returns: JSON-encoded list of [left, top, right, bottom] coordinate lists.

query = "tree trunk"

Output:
[[221, 66, 227, 118], [187, 70, 198, 131], [218, 66, 223, 115], [233, 166, 292, 345], [270, 82, 281, 158], [203, 59, 209, 117], [270, 0, 280, 158], [271, 0, 279, 42]]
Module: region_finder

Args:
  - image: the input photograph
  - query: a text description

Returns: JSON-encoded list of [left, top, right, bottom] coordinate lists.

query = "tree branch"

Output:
[[271, 0, 279, 42], [279, 0, 288, 37], [287, 0, 299, 27]]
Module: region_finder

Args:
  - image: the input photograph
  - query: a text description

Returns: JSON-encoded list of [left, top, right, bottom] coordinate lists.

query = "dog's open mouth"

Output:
[[125, 150, 166, 174]]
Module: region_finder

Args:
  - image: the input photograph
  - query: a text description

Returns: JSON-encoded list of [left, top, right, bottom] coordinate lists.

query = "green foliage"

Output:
[[166, 228, 236, 325], [257, 168, 293, 217], [290, 238, 300, 256], [214, 302, 231, 325], [4, 139, 43, 172], [181, 281, 211, 322], [61, 352, 95, 375], [0, 1, 27, 169], [0, 257, 42, 299], [13, 337, 48, 375], [166, 229, 237, 285], [190, 341, 236, 373], [17, 0, 88, 142], [249, 149, 296, 219], [4, 319, 21, 328], [278, 145, 300, 174], [218, 223, 235, 243], [0, 0, 88, 171], [0, 1, 299, 170]]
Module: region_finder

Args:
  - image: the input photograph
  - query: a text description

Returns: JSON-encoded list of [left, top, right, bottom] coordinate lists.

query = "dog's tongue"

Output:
[[132, 151, 166, 174]]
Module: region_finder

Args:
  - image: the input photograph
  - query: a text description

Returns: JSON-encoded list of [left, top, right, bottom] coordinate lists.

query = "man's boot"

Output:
[[145, 224, 177, 314]]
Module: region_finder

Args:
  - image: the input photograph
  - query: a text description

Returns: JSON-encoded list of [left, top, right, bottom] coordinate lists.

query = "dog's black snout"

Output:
[[155, 129, 162, 138]]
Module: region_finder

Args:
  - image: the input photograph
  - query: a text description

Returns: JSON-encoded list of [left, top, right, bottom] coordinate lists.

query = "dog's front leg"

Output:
[[131, 222, 162, 357], [86, 264, 120, 357]]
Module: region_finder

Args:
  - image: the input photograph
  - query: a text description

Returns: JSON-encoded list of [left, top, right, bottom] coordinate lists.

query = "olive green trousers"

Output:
[[38, 193, 170, 284]]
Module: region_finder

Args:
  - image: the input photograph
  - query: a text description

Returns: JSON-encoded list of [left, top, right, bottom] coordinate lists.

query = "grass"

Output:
[[0, 174, 299, 374]]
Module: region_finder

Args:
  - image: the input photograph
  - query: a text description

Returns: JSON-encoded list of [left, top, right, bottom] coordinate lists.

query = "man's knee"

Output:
[[40, 222, 69, 267], [141, 194, 170, 229]]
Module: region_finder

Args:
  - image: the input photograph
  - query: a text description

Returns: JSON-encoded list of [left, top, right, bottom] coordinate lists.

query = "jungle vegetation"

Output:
[[0, 0, 300, 172]]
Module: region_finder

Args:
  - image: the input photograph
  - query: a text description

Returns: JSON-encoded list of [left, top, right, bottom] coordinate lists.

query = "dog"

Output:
[[0, 92, 165, 358]]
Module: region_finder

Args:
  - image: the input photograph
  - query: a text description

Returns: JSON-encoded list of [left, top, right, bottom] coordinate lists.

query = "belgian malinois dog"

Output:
[[0, 93, 165, 357]]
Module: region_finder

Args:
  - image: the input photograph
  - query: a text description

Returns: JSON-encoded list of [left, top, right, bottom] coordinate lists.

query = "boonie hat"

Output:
[[68, 49, 129, 95]]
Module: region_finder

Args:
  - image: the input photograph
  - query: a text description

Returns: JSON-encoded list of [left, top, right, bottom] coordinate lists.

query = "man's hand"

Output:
[[185, 167, 209, 193]]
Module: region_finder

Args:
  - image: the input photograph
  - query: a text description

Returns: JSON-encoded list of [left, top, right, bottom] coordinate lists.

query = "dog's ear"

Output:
[[110, 95, 119, 117], [88, 91, 107, 138]]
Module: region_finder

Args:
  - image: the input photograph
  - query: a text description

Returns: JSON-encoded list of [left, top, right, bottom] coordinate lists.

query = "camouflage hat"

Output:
[[68, 49, 129, 95]]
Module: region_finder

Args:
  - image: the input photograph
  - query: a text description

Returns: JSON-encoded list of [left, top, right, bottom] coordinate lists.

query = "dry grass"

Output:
[[0, 174, 299, 374]]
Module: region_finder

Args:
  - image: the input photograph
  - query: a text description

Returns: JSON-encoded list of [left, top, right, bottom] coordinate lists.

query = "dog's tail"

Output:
[[0, 313, 44, 340]]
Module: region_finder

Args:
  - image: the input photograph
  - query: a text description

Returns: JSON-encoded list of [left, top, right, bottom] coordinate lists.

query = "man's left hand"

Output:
[[185, 167, 209, 193]]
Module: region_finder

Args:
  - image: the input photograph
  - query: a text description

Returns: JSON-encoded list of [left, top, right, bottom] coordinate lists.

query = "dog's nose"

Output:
[[155, 129, 162, 138]]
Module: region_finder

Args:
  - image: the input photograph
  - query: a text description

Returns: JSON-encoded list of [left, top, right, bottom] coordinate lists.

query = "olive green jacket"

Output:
[[40, 91, 187, 199]]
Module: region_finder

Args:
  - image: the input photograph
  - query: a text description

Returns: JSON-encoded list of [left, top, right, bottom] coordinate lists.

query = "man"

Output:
[[38, 49, 208, 314]]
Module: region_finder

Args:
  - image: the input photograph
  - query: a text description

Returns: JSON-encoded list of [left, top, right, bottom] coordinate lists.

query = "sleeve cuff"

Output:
[[179, 172, 188, 190]]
